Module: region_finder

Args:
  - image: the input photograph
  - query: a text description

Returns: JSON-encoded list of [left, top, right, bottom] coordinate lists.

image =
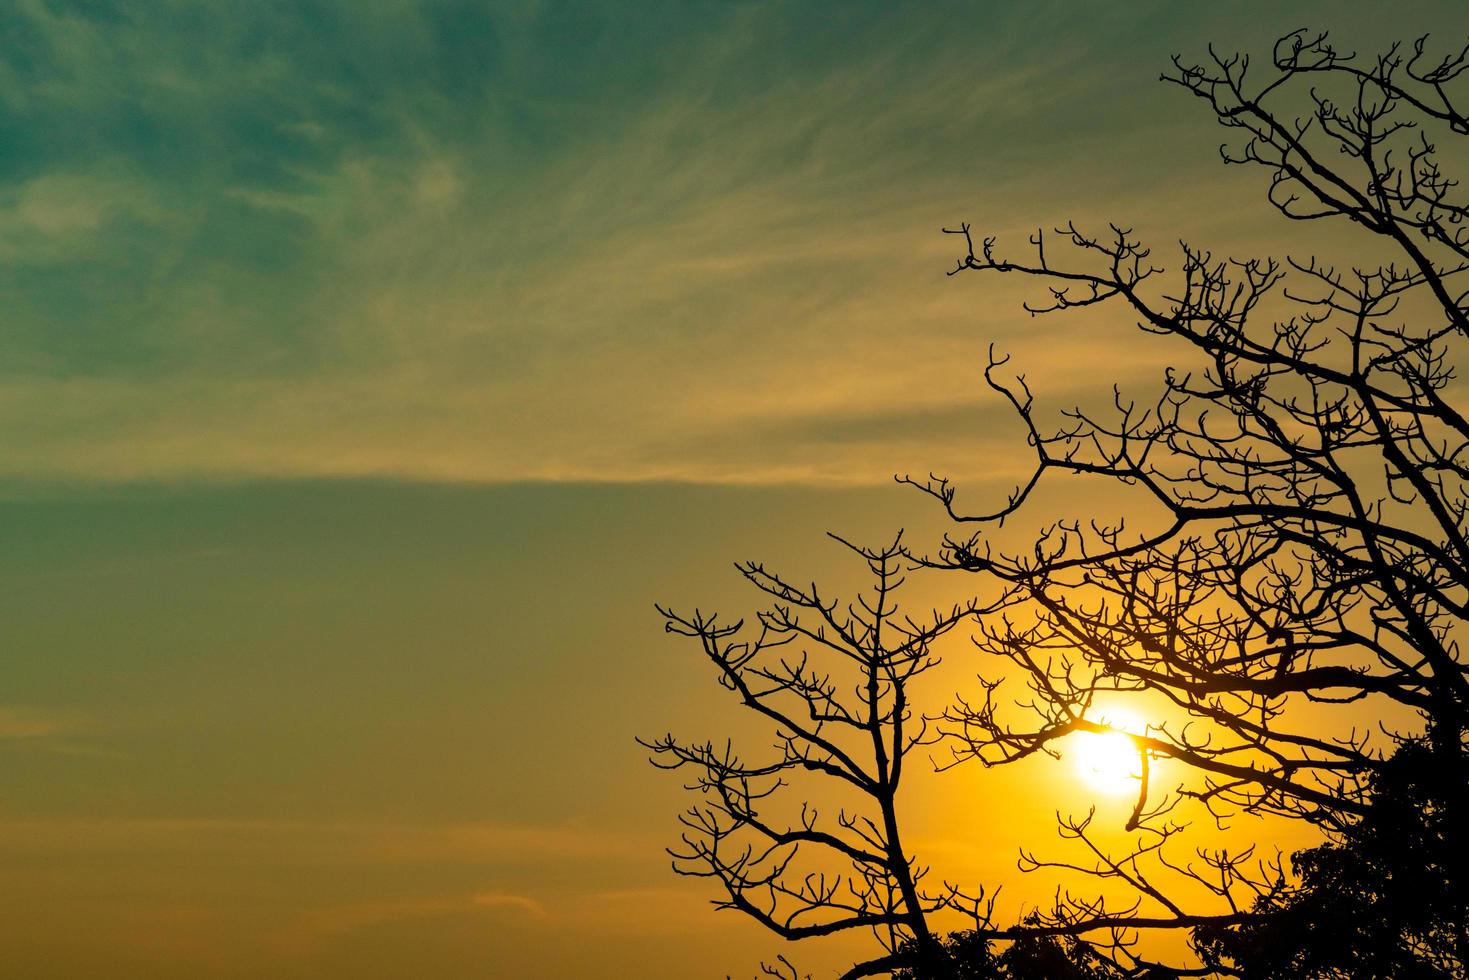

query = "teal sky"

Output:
[[1, 0, 1422, 486], [3, 2, 1467, 978]]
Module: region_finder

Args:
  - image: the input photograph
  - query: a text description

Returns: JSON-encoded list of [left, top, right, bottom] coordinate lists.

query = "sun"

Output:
[[1070, 712, 1146, 795]]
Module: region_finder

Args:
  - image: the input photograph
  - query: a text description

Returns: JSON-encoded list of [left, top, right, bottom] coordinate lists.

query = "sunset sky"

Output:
[[3, 3, 1465, 978]]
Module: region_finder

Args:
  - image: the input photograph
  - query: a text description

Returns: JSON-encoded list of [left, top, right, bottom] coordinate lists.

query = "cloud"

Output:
[[264, 890, 546, 956], [275, 886, 728, 956], [0, 813, 687, 958], [0, 816, 654, 865], [0, 173, 166, 263], [470, 890, 547, 916], [0, 705, 90, 739], [0, 2, 1340, 487]]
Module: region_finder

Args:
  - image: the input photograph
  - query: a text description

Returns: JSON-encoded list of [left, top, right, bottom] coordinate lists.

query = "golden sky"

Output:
[[3, 2, 1466, 978]]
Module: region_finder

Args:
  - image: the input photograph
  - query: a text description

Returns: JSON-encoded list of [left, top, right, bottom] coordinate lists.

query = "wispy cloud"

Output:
[[0, 2, 1215, 486], [0, 1, 1402, 487], [0, 705, 90, 739], [0, 815, 654, 864], [273, 890, 546, 954], [471, 890, 546, 916]]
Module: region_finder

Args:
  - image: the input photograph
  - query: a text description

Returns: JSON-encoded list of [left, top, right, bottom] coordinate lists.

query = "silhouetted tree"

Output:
[[642, 536, 989, 979], [649, 26, 1469, 980], [1194, 735, 1468, 978], [893, 925, 1143, 980], [907, 27, 1469, 972]]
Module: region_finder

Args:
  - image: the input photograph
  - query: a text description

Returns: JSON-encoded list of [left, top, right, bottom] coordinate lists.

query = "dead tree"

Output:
[[903, 28, 1469, 973], [643, 535, 989, 979]]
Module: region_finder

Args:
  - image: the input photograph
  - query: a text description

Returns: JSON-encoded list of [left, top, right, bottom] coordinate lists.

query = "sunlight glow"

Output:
[[1071, 712, 1146, 795]]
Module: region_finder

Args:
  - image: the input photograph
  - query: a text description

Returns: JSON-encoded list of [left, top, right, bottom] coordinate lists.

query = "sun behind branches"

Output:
[[1070, 712, 1146, 796]]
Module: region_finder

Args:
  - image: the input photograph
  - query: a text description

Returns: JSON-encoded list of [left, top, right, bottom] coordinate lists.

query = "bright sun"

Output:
[[1071, 712, 1146, 795]]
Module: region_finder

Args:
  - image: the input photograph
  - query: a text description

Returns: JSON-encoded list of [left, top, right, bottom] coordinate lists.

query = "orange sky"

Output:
[[2, 2, 1466, 978]]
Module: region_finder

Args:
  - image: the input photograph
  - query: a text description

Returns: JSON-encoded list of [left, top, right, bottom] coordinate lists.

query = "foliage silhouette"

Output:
[[893, 927, 1146, 980], [1193, 735, 1468, 978]]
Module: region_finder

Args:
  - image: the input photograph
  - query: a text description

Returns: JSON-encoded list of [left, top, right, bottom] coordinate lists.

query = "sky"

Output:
[[2, 2, 1466, 978]]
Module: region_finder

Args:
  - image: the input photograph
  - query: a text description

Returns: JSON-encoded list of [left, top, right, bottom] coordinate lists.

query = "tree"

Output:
[[649, 26, 1469, 979], [641, 536, 986, 979], [893, 927, 1142, 980], [903, 26, 1469, 972], [1193, 734, 1468, 978]]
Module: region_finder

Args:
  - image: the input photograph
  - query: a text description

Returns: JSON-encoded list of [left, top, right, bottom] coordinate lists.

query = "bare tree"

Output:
[[642, 535, 988, 979], [648, 27, 1469, 980], [902, 28, 1469, 973]]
